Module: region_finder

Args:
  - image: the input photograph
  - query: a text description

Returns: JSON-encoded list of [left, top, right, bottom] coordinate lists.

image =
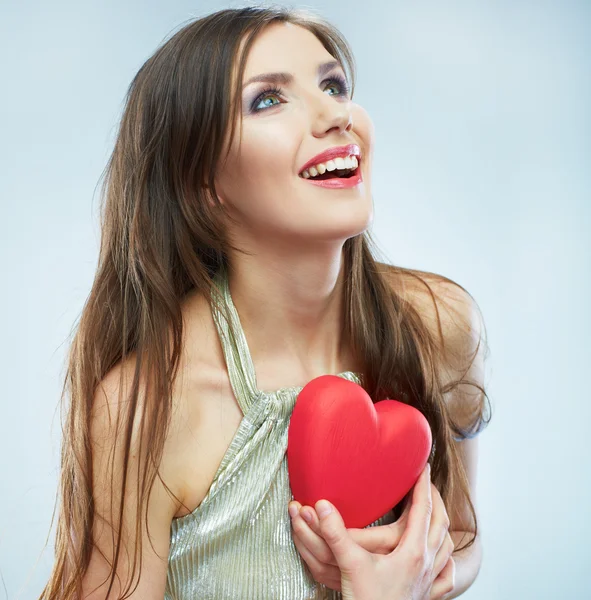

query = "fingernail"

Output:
[[288, 503, 298, 519], [316, 500, 333, 518], [302, 509, 313, 524]]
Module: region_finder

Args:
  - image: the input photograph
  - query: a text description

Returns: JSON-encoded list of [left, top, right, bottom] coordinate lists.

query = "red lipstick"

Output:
[[302, 169, 363, 189], [298, 143, 361, 175]]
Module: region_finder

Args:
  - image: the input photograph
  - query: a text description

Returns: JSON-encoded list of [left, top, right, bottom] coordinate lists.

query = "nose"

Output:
[[308, 90, 353, 137]]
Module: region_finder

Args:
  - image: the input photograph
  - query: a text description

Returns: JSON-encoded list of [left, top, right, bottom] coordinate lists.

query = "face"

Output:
[[214, 22, 374, 247]]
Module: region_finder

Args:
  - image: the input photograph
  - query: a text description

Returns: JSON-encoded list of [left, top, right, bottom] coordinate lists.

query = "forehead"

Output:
[[241, 22, 336, 80]]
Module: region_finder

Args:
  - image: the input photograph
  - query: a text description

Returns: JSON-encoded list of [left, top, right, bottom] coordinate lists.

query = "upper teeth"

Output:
[[300, 155, 359, 178]]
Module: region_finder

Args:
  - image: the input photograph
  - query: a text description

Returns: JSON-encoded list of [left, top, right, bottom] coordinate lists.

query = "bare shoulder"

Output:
[[381, 263, 488, 429], [381, 262, 486, 361], [83, 288, 239, 596], [166, 288, 243, 518]]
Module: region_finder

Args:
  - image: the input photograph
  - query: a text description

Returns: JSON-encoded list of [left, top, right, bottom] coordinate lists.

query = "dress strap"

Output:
[[210, 265, 260, 414]]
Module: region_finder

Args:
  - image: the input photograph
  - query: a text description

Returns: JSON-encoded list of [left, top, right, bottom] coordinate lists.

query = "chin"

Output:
[[315, 212, 372, 242]]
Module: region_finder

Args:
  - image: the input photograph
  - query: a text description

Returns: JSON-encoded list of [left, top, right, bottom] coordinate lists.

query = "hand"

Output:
[[289, 463, 456, 600], [289, 495, 412, 590]]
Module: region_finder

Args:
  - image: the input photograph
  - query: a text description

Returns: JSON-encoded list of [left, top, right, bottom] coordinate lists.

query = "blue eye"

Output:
[[251, 87, 283, 111], [249, 74, 351, 113]]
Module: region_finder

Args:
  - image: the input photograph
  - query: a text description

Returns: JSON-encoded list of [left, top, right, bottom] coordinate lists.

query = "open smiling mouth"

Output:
[[298, 157, 362, 188], [299, 157, 363, 190], [299, 156, 360, 180]]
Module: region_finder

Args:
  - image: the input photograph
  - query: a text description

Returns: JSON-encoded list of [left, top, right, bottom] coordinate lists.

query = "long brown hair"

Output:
[[40, 5, 491, 599]]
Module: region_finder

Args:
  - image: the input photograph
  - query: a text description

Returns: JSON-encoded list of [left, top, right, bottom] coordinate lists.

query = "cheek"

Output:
[[242, 123, 298, 179], [351, 104, 374, 156], [224, 125, 300, 209]]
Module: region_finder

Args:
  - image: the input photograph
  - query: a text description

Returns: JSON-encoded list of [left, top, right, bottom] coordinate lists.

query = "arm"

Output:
[[446, 437, 483, 598], [82, 359, 178, 599], [423, 277, 487, 597]]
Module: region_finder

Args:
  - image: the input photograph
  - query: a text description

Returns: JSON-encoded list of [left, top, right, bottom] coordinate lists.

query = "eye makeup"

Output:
[[247, 73, 351, 114]]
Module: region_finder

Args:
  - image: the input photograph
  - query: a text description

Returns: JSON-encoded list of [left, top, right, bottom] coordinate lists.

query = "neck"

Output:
[[225, 244, 357, 385]]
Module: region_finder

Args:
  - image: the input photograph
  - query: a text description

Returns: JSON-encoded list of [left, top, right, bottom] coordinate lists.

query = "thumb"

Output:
[[315, 500, 365, 571]]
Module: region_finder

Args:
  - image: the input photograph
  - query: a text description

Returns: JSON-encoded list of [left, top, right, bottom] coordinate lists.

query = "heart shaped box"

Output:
[[287, 374, 432, 528]]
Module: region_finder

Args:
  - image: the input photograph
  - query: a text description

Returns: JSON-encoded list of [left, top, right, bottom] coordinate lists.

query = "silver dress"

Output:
[[164, 266, 396, 599]]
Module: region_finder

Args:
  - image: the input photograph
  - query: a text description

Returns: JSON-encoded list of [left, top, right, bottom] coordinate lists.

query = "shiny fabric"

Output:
[[164, 266, 396, 600]]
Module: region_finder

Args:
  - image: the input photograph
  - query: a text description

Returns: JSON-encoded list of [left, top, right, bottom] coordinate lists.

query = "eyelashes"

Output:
[[249, 74, 351, 113]]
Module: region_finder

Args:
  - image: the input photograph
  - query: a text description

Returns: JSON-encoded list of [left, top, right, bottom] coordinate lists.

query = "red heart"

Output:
[[287, 374, 432, 528]]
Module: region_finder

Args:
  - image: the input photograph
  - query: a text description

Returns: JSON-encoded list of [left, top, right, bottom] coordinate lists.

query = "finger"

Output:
[[291, 528, 342, 590], [307, 499, 410, 552], [291, 510, 338, 567], [398, 462, 432, 553], [397, 498, 412, 525], [288, 500, 302, 518], [301, 501, 409, 536], [315, 500, 366, 571], [429, 557, 455, 600], [300, 506, 321, 535], [300, 506, 343, 567], [348, 516, 407, 554], [427, 483, 450, 555], [399, 492, 413, 514], [431, 532, 454, 580], [346, 497, 412, 553]]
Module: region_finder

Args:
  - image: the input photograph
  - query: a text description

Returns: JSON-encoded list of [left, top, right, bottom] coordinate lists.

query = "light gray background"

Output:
[[1, 1, 589, 598]]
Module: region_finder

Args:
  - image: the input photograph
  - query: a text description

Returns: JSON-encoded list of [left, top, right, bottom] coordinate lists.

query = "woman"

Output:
[[40, 6, 490, 600]]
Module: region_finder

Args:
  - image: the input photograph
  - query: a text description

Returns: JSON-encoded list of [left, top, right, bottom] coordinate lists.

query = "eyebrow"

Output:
[[242, 60, 342, 90]]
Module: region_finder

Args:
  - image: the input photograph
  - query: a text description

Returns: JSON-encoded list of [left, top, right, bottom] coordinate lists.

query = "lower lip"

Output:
[[300, 168, 363, 189]]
